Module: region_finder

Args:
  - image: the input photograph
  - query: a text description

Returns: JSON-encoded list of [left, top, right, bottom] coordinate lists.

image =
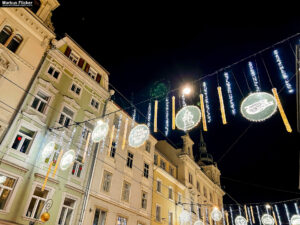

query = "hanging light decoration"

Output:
[[52, 149, 63, 178], [273, 49, 294, 93], [107, 125, 115, 154], [224, 72, 237, 115], [235, 215, 248, 225], [294, 202, 300, 215], [60, 150, 76, 171], [131, 108, 136, 129], [248, 61, 261, 92], [147, 102, 151, 128], [217, 86, 227, 124], [42, 161, 53, 191], [274, 205, 282, 225], [230, 207, 235, 225], [291, 215, 300, 225], [272, 211, 278, 225], [250, 206, 255, 224], [200, 94, 208, 131], [261, 214, 275, 225], [211, 207, 223, 222], [82, 132, 91, 164], [172, 96, 176, 130], [222, 208, 226, 225], [115, 114, 123, 148], [248, 206, 253, 225], [128, 124, 150, 148], [122, 118, 128, 150], [203, 82, 212, 123], [91, 120, 109, 143], [284, 204, 291, 225], [165, 96, 169, 136], [154, 100, 158, 132], [272, 88, 292, 132], [225, 211, 230, 225], [257, 205, 262, 225]]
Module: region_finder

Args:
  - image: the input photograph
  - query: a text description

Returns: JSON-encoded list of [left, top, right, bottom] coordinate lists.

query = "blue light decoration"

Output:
[[230, 206, 234, 225], [248, 61, 261, 92], [182, 94, 187, 107], [222, 208, 226, 225], [224, 72, 236, 115], [202, 82, 212, 123], [294, 202, 300, 215], [247, 206, 253, 225], [165, 97, 169, 136], [131, 108, 136, 129], [284, 204, 291, 225], [256, 205, 262, 225], [114, 114, 123, 148], [239, 206, 242, 215], [273, 49, 294, 93], [147, 102, 151, 129], [275, 205, 282, 225]]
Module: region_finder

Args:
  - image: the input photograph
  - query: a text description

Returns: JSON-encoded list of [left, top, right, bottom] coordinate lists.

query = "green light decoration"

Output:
[[150, 81, 169, 100], [175, 105, 201, 131], [240, 92, 277, 122]]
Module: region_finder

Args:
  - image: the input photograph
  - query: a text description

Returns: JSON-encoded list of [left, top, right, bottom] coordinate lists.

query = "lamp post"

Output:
[[78, 89, 114, 225]]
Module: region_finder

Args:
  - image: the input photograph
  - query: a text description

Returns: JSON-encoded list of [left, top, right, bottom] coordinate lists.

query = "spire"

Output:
[[199, 128, 207, 153], [198, 127, 214, 165]]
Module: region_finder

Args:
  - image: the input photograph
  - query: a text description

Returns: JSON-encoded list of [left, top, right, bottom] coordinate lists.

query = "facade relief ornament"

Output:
[[0, 48, 18, 72]]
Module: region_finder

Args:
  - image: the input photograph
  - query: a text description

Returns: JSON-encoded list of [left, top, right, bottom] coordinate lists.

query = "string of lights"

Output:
[[224, 72, 236, 115]]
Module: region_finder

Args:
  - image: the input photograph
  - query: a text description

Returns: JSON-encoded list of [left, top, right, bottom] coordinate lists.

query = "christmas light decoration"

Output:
[[235, 215, 248, 225], [217, 86, 227, 124], [284, 204, 291, 225], [154, 100, 158, 132], [203, 82, 212, 123], [122, 118, 128, 150], [224, 72, 236, 115], [230, 207, 234, 225], [240, 92, 277, 122], [42, 161, 53, 191], [194, 220, 204, 225], [261, 214, 275, 225], [273, 49, 294, 93], [147, 102, 151, 128], [131, 108, 136, 129], [60, 150, 75, 171], [41, 141, 56, 160], [206, 208, 210, 225], [200, 94, 208, 131], [172, 96, 175, 130], [165, 97, 169, 136], [248, 207, 253, 225], [274, 205, 282, 225], [225, 211, 229, 225], [257, 206, 262, 225], [82, 132, 91, 164], [182, 94, 187, 107], [0, 176, 6, 184], [52, 149, 63, 178], [92, 120, 109, 142], [272, 88, 292, 132], [115, 114, 123, 148], [175, 105, 201, 131], [291, 215, 300, 225], [248, 61, 261, 92], [295, 202, 299, 215], [107, 125, 115, 154], [244, 205, 249, 222], [222, 208, 226, 225], [128, 124, 150, 148], [211, 207, 223, 222], [251, 206, 255, 224], [272, 211, 278, 225], [180, 210, 191, 224]]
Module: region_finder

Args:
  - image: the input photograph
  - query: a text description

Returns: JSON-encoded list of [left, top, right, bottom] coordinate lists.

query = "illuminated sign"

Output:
[[261, 214, 275, 225], [91, 120, 109, 143], [291, 215, 300, 225], [235, 216, 248, 225], [194, 220, 204, 225], [175, 105, 201, 131], [211, 208, 223, 222], [128, 124, 150, 148], [60, 150, 75, 171], [41, 141, 56, 160]]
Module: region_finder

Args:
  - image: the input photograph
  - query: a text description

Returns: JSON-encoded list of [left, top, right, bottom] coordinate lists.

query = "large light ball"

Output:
[[235, 215, 248, 225], [179, 210, 191, 223], [128, 124, 150, 148], [291, 215, 300, 225], [194, 220, 204, 225], [41, 212, 50, 222], [41, 141, 56, 160], [91, 120, 109, 143], [60, 150, 75, 171], [183, 87, 192, 95], [211, 207, 222, 222], [261, 214, 275, 225]]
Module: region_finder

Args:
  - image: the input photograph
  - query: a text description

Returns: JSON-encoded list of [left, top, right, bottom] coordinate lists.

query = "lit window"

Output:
[[0, 25, 12, 45], [126, 152, 133, 168], [121, 181, 131, 202], [11, 126, 35, 154], [31, 91, 50, 114], [58, 197, 76, 225], [7, 34, 23, 53], [156, 205, 161, 221], [71, 155, 83, 178], [93, 209, 106, 225], [58, 106, 74, 128], [90, 98, 99, 110], [141, 192, 147, 209], [143, 163, 149, 178], [70, 83, 81, 95], [69, 51, 79, 64], [0, 174, 16, 210], [25, 186, 49, 219], [47, 65, 60, 79], [156, 180, 161, 193], [101, 171, 112, 192], [117, 216, 127, 225]]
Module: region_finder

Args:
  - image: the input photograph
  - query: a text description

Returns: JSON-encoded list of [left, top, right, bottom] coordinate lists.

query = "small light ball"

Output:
[[41, 212, 50, 222]]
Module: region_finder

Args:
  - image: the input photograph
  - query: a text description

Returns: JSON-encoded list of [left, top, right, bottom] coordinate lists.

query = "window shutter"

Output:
[[96, 73, 101, 83], [84, 63, 90, 73], [78, 58, 84, 68], [64, 46, 71, 57]]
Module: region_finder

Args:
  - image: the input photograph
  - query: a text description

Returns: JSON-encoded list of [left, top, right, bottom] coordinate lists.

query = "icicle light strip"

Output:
[[147, 102, 151, 128], [248, 61, 261, 92], [272, 88, 292, 132], [284, 204, 291, 225], [172, 96, 175, 130], [154, 100, 158, 132], [250, 206, 255, 224], [244, 205, 249, 222], [217, 86, 227, 124], [165, 97, 169, 136], [273, 49, 294, 93], [256, 205, 262, 225], [52, 149, 63, 178], [82, 132, 91, 164], [182, 94, 187, 107], [239, 206, 242, 216], [222, 208, 226, 225], [224, 72, 236, 115], [122, 118, 128, 150], [230, 207, 234, 225], [115, 114, 123, 148], [42, 161, 53, 191], [294, 202, 299, 215], [225, 211, 229, 225], [100, 118, 109, 153], [107, 125, 115, 156], [203, 82, 212, 123], [131, 108, 136, 129], [200, 94, 208, 131], [272, 211, 278, 225], [274, 205, 282, 225], [247, 206, 253, 225]]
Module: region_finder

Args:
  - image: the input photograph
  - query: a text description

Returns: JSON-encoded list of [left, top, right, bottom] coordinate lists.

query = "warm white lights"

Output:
[[261, 214, 275, 225], [91, 120, 109, 143], [128, 124, 150, 148], [175, 105, 201, 131], [203, 82, 212, 123], [211, 207, 223, 222], [165, 97, 169, 136], [60, 150, 75, 171], [41, 141, 56, 160], [248, 61, 261, 92], [224, 72, 236, 115], [183, 86, 192, 95]]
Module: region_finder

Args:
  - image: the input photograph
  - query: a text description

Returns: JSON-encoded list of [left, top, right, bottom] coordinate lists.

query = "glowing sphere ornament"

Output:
[[175, 105, 201, 131], [179, 210, 191, 224], [241, 92, 277, 122], [211, 207, 223, 222], [128, 124, 150, 148], [235, 216, 248, 225], [0, 176, 6, 184], [60, 150, 75, 171], [261, 214, 275, 225], [41, 212, 50, 222], [194, 220, 204, 225], [91, 120, 109, 143], [291, 215, 300, 225], [41, 141, 56, 160]]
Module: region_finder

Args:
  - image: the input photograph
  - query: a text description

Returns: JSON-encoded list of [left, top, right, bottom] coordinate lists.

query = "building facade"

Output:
[[0, 1, 59, 142]]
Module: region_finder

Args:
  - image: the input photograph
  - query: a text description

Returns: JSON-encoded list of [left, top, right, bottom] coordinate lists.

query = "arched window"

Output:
[[0, 26, 12, 45], [7, 34, 23, 53]]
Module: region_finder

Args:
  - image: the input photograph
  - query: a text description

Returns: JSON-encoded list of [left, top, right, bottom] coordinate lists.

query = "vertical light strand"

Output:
[[203, 82, 212, 123], [52, 149, 63, 178], [115, 114, 123, 148], [284, 204, 291, 225], [147, 102, 151, 128], [165, 96, 169, 136], [273, 49, 294, 93], [274, 205, 282, 225], [100, 118, 109, 153], [200, 94, 208, 131], [230, 207, 234, 225], [247, 206, 253, 225], [239, 206, 242, 216], [76, 125, 85, 160], [222, 208, 226, 225], [224, 72, 236, 115], [217, 86, 227, 124], [244, 205, 249, 222], [122, 118, 128, 150], [182, 94, 187, 107], [250, 206, 255, 224], [42, 161, 53, 191], [107, 125, 115, 155], [248, 61, 261, 92], [272, 210, 278, 225], [172, 96, 176, 130], [256, 206, 262, 225], [272, 88, 292, 132], [294, 202, 300, 215], [154, 100, 158, 132], [225, 211, 229, 225], [131, 108, 136, 129], [82, 132, 91, 164]]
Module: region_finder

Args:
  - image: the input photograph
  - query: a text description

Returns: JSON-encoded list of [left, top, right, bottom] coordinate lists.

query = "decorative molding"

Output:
[[21, 111, 46, 127], [0, 159, 28, 173], [65, 184, 84, 194], [37, 77, 59, 94], [34, 173, 59, 184], [84, 110, 94, 118], [0, 47, 18, 72], [62, 95, 80, 110]]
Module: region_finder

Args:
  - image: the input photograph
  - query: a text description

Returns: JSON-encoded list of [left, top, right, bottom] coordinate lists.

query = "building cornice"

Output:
[[154, 165, 186, 190], [34, 173, 59, 184], [0, 159, 28, 173], [65, 184, 85, 194]]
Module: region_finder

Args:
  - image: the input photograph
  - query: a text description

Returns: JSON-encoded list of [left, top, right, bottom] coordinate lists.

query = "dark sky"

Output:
[[52, 2, 300, 206]]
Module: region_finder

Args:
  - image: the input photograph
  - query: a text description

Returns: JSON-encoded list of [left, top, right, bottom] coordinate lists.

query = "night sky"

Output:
[[52, 2, 300, 206]]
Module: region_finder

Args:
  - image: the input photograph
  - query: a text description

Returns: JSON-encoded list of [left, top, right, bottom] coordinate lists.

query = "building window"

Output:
[[145, 141, 151, 152], [121, 181, 131, 202], [70, 83, 81, 95], [81, 122, 93, 140], [169, 167, 174, 177], [168, 211, 173, 225], [101, 171, 112, 192], [143, 163, 149, 178], [0, 25, 12, 45], [31, 91, 50, 114], [69, 51, 79, 64], [178, 193, 182, 204], [58, 197, 76, 225], [71, 155, 83, 178], [198, 207, 202, 219], [7, 34, 23, 53], [26, 186, 49, 219], [203, 187, 207, 198], [191, 200, 194, 213], [156, 205, 161, 221], [168, 187, 173, 200], [141, 191, 147, 209], [110, 141, 116, 158], [0, 174, 16, 210], [47, 65, 60, 79], [90, 98, 99, 110], [197, 181, 200, 192], [11, 126, 35, 154], [58, 106, 74, 128], [88, 67, 97, 80], [117, 216, 127, 225], [156, 180, 161, 193], [160, 159, 166, 170], [154, 154, 158, 165], [126, 152, 133, 168], [188, 173, 193, 184], [93, 209, 106, 225], [210, 193, 213, 202]]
